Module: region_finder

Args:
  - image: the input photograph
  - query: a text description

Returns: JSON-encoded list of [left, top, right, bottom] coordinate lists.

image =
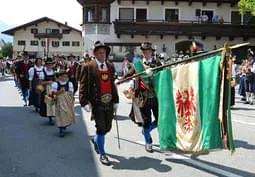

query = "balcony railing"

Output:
[[113, 19, 255, 38], [34, 33, 63, 39]]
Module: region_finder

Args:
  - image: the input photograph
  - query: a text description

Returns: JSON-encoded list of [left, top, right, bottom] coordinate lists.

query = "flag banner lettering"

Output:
[[154, 55, 228, 152]]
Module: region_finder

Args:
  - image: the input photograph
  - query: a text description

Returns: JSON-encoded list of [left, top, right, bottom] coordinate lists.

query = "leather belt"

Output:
[[101, 94, 112, 104]]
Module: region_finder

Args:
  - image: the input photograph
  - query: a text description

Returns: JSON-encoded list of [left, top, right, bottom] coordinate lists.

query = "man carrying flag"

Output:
[[120, 42, 161, 153]]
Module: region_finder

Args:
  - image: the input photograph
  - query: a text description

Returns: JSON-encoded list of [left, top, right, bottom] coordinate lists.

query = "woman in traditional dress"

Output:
[[51, 70, 76, 137], [39, 58, 56, 125], [29, 57, 44, 112]]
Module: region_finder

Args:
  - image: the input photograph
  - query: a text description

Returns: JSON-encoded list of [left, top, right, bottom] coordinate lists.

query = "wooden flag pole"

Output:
[[116, 42, 250, 85]]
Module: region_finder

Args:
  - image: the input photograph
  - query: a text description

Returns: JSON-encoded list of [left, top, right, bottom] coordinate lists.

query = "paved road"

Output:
[[0, 76, 255, 177]]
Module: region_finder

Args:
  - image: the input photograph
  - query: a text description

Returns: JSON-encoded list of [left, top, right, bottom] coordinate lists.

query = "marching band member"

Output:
[[67, 54, 79, 95], [79, 41, 119, 166], [51, 69, 76, 137], [120, 42, 161, 153], [39, 58, 56, 125], [28, 57, 44, 112], [15, 51, 33, 106]]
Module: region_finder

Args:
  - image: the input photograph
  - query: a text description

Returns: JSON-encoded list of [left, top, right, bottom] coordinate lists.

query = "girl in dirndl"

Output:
[[29, 57, 44, 112], [39, 58, 56, 125], [51, 69, 76, 137]]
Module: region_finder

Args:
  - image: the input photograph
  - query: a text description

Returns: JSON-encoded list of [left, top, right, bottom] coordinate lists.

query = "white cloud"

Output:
[[0, 0, 82, 29]]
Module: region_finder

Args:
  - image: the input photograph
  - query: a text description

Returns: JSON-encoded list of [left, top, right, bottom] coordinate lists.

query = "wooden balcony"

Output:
[[34, 33, 63, 39], [116, 0, 238, 6], [113, 19, 255, 40]]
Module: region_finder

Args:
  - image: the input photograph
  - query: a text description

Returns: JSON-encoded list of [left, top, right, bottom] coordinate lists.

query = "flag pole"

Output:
[[117, 42, 249, 84]]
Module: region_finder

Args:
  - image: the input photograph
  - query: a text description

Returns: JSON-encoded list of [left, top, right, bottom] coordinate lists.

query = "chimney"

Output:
[[65, 22, 68, 26]]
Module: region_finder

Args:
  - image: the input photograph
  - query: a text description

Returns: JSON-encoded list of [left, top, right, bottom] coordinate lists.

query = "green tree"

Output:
[[238, 0, 255, 16], [0, 43, 13, 58]]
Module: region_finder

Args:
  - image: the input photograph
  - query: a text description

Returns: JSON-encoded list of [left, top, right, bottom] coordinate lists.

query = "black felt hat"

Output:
[[45, 57, 54, 64], [22, 51, 29, 57], [140, 42, 155, 51], [93, 41, 111, 56], [56, 69, 68, 77]]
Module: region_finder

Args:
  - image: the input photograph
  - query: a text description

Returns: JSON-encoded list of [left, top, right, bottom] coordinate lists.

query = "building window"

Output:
[[72, 41, 80, 47], [243, 11, 255, 25], [119, 8, 134, 22], [31, 28, 38, 34], [87, 7, 95, 22], [100, 8, 107, 22], [41, 41, 46, 47], [231, 11, 241, 24], [46, 28, 60, 34], [30, 40, 38, 46], [201, 10, 214, 22], [62, 41, 70, 46], [63, 29, 70, 34], [52, 41, 59, 47], [165, 9, 179, 22], [18, 40, 26, 46], [136, 8, 147, 22], [52, 29, 60, 34]]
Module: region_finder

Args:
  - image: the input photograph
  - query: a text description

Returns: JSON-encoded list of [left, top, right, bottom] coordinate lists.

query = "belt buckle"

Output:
[[101, 94, 112, 104]]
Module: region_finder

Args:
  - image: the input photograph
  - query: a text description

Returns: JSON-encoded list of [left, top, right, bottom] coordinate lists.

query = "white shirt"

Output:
[[96, 59, 107, 70], [28, 66, 44, 81], [39, 68, 54, 80], [51, 81, 74, 93], [143, 58, 152, 65]]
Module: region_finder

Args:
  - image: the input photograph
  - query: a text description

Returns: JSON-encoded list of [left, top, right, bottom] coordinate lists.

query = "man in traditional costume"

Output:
[[39, 58, 56, 125], [15, 51, 33, 106], [51, 70, 76, 137], [28, 57, 44, 112], [56, 55, 67, 72], [67, 54, 79, 95], [79, 41, 119, 166], [120, 42, 161, 153]]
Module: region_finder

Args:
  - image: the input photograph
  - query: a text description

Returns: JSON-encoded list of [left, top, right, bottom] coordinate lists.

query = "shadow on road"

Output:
[[166, 157, 255, 177], [231, 107, 255, 111], [0, 105, 100, 177], [234, 140, 255, 150], [108, 154, 171, 172]]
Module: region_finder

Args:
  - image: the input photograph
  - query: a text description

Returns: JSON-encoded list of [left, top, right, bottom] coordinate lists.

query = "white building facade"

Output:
[[78, 0, 255, 62], [2, 17, 84, 58]]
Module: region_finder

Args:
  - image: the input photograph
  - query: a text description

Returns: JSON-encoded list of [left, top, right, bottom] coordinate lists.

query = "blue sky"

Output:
[[0, 21, 13, 43], [0, 0, 81, 43]]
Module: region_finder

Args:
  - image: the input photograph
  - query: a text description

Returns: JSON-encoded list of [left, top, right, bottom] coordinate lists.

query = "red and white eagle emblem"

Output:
[[176, 87, 196, 132]]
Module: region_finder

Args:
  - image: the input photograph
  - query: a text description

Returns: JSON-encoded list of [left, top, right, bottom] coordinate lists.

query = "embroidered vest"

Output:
[[43, 69, 55, 81], [133, 60, 153, 90], [57, 82, 69, 91], [99, 69, 112, 95]]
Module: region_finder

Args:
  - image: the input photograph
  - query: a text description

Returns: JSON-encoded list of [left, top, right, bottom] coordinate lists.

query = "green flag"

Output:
[[154, 55, 227, 152]]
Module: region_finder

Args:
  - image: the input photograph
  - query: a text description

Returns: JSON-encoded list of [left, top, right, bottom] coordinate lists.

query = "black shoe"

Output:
[[250, 102, 254, 105], [100, 155, 111, 166], [145, 144, 153, 153], [49, 117, 55, 126], [90, 138, 99, 154], [241, 97, 246, 101], [137, 123, 143, 127], [244, 101, 249, 104], [24, 104, 27, 107], [59, 128, 65, 137]]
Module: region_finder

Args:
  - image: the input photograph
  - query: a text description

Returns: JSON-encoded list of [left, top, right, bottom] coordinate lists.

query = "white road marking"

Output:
[[135, 141, 242, 177], [232, 119, 255, 126]]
